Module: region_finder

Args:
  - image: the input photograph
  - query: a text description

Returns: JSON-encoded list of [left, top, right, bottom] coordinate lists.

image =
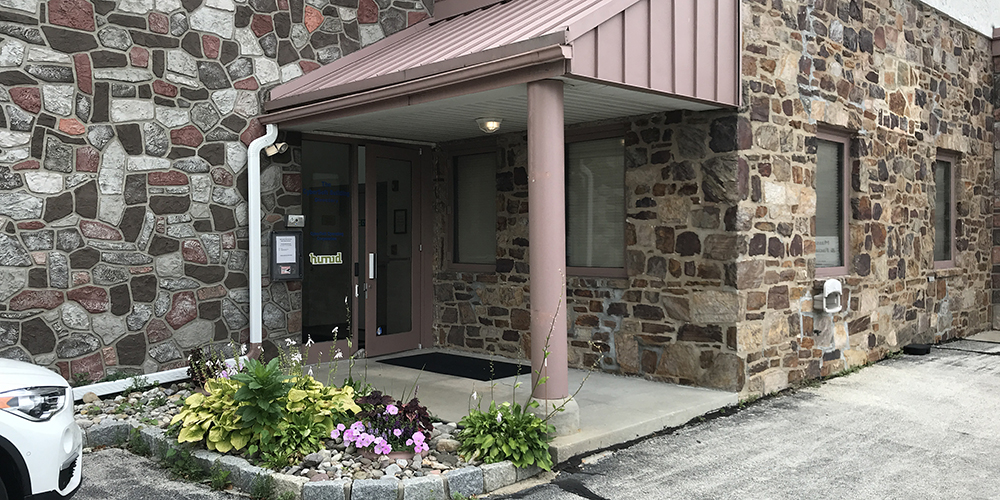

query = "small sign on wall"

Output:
[[815, 236, 840, 267], [271, 231, 303, 281]]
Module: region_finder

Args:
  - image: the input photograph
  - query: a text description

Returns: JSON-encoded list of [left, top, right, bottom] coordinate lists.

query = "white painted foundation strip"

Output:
[[72, 356, 249, 401], [72, 366, 189, 401]]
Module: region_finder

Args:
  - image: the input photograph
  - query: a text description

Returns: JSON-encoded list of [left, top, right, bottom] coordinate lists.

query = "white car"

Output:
[[0, 359, 83, 500]]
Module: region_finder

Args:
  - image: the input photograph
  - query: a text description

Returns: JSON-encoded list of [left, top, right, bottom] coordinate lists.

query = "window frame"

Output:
[[814, 128, 852, 278], [564, 125, 628, 278], [445, 142, 500, 273], [932, 150, 958, 270]]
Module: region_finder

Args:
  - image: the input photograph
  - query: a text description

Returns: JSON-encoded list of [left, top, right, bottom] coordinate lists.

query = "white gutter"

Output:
[[247, 124, 280, 346]]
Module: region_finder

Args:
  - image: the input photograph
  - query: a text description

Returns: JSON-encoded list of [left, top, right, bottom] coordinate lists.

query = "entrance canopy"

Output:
[[261, 0, 739, 142]]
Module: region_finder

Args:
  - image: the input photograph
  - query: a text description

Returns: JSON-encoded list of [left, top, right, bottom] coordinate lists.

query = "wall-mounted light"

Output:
[[476, 117, 502, 134], [265, 142, 289, 156]]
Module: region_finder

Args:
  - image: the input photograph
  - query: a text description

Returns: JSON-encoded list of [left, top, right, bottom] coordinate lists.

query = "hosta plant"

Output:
[[457, 400, 554, 470], [171, 377, 253, 453], [271, 376, 362, 460], [171, 356, 361, 463]]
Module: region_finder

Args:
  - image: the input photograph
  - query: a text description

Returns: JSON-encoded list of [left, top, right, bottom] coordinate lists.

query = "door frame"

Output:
[[363, 143, 430, 357], [300, 134, 433, 362]]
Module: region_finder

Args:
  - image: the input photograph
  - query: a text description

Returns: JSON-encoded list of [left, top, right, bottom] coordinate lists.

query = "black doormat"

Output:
[[377, 353, 529, 381]]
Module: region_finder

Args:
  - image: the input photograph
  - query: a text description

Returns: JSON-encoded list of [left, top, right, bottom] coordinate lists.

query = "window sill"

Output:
[[566, 267, 628, 279]]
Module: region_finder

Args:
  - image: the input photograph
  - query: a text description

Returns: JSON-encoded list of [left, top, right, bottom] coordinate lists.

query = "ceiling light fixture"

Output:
[[476, 118, 503, 134]]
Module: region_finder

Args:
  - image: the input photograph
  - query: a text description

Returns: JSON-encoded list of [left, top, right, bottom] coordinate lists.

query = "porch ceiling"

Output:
[[282, 76, 720, 144]]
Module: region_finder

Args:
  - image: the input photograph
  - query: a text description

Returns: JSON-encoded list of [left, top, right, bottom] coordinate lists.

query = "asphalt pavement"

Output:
[[491, 339, 1000, 500], [77, 447, 236, 500]]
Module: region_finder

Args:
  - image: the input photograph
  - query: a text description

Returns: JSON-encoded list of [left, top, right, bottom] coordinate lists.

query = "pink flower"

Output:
[[330, 428, 341, 439], [393, 428, 403, 437], [411, 431, 425, 443], [343, 428, 360, 443], [386, 404, 398, 415]]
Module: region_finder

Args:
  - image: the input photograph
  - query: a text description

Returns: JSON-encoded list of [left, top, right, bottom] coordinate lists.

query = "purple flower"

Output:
[[330, 428, 341, 439], [386, 404, 398, 415], [336, 423, 346, 432]]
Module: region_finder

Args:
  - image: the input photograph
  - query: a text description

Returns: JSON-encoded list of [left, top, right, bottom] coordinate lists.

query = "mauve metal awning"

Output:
[[262, 0, 740, 143]]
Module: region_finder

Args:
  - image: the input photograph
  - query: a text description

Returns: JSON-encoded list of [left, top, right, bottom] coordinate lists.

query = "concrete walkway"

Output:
[[488, 339, 1000, 499], [310, 348, 738, 464]]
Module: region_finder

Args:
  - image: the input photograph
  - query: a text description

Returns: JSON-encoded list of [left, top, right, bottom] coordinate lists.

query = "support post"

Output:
[[527, 79, 578, 435]]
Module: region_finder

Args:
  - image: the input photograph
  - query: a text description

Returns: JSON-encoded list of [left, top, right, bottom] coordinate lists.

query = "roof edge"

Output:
[[265, 31, 569, 112], [261, 44, 571, 127], [563, 0, 643, 41], [270, 17, 435, 100]]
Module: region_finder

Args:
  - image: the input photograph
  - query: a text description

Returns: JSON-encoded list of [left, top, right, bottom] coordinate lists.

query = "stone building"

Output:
[[0, 0, 997, 398]]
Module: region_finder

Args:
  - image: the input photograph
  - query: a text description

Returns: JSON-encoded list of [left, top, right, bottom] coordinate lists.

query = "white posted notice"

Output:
[[275, 235, 297, 264]]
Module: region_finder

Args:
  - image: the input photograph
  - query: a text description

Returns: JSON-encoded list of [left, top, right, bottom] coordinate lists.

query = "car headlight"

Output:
[[0, 386, 68, 422]]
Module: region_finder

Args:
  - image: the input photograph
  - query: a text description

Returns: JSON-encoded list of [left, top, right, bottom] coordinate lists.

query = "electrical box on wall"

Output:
[[813, 278, 843, 314], [271, 230, 303, 281], [286, 214, 305, 228]]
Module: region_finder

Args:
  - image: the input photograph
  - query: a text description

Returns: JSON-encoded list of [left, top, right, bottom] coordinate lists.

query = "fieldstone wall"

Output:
[[0, 0, 430, 381], [991, 28, 1000, 328], [738, 0, 995, 396], [431, 110, 747, 392]]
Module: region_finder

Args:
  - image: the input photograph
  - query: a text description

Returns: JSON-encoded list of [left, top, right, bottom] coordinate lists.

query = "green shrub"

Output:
[[171, 360, 360, 462], [457, 400, 554, 471], [231, 357, 293, 456]]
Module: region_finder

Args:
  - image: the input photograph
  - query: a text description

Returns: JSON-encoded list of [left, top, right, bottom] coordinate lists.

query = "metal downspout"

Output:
[[247, 124, 279, 348]]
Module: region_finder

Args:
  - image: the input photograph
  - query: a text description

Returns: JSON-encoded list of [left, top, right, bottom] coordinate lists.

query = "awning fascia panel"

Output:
[[260, 44, 572, 128], [265, 31, 569, 113]]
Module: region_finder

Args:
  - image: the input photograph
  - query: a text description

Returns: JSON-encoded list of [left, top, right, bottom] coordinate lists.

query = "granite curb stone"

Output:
[[444, 467, 484, 498], [83, 420, 535, 499], [402, 475, 446, 500], [302, 479, 349, 500], [480, 461, 516, 492]]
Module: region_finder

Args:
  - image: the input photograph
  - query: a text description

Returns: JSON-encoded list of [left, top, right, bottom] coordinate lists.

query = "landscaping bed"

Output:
[[74, 371, 547, 500]]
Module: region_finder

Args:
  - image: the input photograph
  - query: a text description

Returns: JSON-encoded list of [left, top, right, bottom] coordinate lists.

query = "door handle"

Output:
[[369, 252, 375, 279]]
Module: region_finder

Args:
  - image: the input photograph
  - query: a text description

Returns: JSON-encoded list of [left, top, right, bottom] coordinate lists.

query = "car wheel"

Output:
[[0, 472, 9, 500]]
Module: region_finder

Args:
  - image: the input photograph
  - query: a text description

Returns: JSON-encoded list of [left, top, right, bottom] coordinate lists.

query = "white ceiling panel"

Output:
[[285, 78, 724, 144]]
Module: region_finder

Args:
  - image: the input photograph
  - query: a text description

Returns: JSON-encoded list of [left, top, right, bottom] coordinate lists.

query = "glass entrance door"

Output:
[[301, 140, 356, 362], [363, 145, 422, 357], [300, 140, 422, 361]]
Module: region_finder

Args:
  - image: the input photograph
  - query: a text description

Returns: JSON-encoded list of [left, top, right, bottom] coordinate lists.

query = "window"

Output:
[[453, 152, 496, 265], [932, 153, 956, 268], [566, 137, 625, 269], [815, 131, 850, 277]]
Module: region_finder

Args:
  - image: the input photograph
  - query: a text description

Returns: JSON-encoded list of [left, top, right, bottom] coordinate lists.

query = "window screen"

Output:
[[815, 139, 843, 268], [566, 138, 624, 268], [454, 153, 496, 264], [933, 159, 952, 262]]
